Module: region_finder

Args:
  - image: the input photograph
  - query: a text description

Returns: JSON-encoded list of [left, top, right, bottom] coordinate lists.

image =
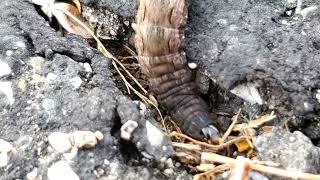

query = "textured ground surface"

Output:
[[185, 0, 320, 143], [0, 0, 189, 179]]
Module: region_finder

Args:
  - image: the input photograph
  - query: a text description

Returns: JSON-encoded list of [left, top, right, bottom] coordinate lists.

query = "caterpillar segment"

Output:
[[133, 0, 219, 141]]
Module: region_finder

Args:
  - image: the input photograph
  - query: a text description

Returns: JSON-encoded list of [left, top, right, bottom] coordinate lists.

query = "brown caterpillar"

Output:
[[133, 0, 218, 141]]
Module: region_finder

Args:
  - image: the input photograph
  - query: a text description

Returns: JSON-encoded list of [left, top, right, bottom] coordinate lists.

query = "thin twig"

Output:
[[220, 109, 241, 143], [170, 132, 248, 151], [197, 164, 230, 177], [122, 44, 139, 59], [201, 152, 320, 180], [232, 112, 276, 132], [172, 142, 202, 151]]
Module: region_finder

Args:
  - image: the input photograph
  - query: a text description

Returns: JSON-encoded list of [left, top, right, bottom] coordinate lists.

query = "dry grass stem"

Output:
[[233, 111, 276, 132], [172, 142, 202, 151], [220, 109, 241, 143], [201, 152, 320, 180], [195, 164, 230, 179], [170, 132, 248, 152]]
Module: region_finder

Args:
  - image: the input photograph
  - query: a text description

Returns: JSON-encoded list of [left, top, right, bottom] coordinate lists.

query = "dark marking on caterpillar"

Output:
[[133, 0, 218, 140]]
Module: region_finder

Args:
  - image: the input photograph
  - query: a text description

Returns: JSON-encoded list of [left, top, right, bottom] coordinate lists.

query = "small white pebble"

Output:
[[46, 73, 57, 81], [29, 56, 44, 71], [163, 168, 174, 176], [0, 81, 14, 105], [188, 62, 198, 69], [289, 136, 296, 142], [217, 19, 228, 26], [222, 171, 229, 178], [162, 145, 167, 151], [0, 152, 8, 168], [82, 63, 92, 72], [48, 132, 72, 153], [26, 168, 38, 180], [316, 93, 320, 103], [120, 120, 138, 141], [160, 157, 167, 163], [166, 158, 174, 168], [0, 62, 11, 76], [70, 77, 83, 89], [47, 161, 79, 180], [175, 162, 181, 168], [0, 139, 13, 153], [5, 50, 13, 56], [94, 131, 104, 141], [146, 121, 164, 147], [281, 20, 289, 25], [16, 41, 26, 49], [104, 159, 110, 165]]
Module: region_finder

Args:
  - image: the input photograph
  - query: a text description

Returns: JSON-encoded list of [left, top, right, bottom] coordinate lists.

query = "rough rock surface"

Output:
[[80, 0, 138, 19], [185, 0, 320, 140], [254, 127, 320, 174], [0, 0, 190, 179]]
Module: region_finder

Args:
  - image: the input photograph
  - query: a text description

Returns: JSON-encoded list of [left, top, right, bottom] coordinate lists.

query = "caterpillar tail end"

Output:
[[202, 124, 219, 143], [180, 112, 219, 143]]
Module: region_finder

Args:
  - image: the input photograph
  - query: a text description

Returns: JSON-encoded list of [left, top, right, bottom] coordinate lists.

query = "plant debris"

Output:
[[31, 0, 91, 38]]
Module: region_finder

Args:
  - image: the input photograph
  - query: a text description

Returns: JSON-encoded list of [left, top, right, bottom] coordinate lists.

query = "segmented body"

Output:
[[133, 0, 215, 139]]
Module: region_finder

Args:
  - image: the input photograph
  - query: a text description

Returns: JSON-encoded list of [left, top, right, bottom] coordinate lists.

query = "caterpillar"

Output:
[[132, 0, 219, 141]]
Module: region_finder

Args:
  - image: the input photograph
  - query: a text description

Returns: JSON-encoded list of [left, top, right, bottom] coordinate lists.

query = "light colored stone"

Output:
[[166, 158, 174, 168], [254, 127, 320, 173], [188, 62, 198, 69], [164, 168, 174, 176], [5, 50, 13, 56], [46, 73, 57, 81], [0, 139, 13, 153], [48, 161, 79, 180], [0, 61, 11, 77], [316, 91, 320, 103], [146, 121, 164, 147], [29, 56, 44, 72], [48, 132, 72, 153], [81, 63, 92, 72], [69, 77, 83, 89], [94, 131, 104, 141], [26, 168, 38, 180], [231, 83, 263, 105], [0, 81, 14, 105], [120, 120, 138, 140], [70, 131, 98, 148], [18, 79, 27, 91], [0, 152, 8, 168]]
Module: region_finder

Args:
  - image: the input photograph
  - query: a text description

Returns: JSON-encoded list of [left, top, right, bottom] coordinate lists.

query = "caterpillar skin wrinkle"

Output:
[[133, 0, 219, 141]]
